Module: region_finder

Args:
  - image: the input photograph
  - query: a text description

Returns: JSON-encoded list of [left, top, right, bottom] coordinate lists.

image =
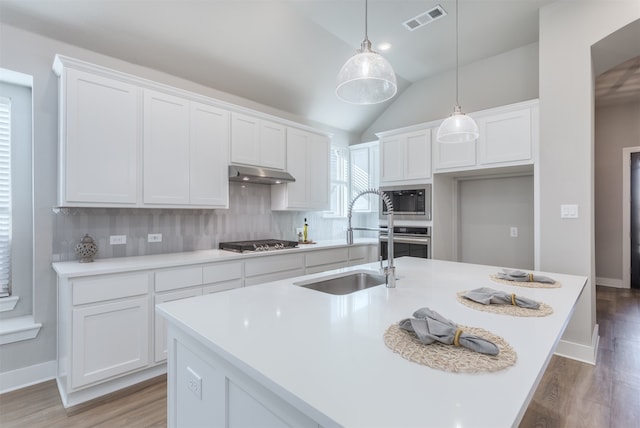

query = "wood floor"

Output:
[[1, 285, 638, 428]]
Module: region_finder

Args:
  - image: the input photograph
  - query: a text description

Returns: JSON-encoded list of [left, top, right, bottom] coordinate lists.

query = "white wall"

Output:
[[595, 100, 640, 284], [539, 2, 640, 363], [361, 42, 539, 141]]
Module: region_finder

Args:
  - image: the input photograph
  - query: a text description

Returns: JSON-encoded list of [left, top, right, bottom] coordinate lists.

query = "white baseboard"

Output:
[[596, 277, 626, 288], [0, 360, 57, 394], [554, 324, 599, 365]]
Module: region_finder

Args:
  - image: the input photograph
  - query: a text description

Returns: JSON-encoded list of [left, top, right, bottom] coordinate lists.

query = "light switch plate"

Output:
[[560, 204, 579, 219], [510, 227, 518, 238]]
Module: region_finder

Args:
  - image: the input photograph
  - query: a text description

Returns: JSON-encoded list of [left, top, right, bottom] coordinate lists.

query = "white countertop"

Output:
[[156, 257, 587, 428], [52, 239, 377, 278]]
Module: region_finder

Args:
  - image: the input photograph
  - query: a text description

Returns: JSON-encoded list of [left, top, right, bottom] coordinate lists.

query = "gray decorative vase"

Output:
[[75, 234, 98, 263]]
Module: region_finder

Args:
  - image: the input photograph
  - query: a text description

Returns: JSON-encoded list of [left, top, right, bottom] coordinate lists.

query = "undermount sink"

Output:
[[295, 271, 386, 295]]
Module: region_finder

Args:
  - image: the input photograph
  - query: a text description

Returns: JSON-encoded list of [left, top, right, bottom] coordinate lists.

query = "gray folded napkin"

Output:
[[399, 307, 499, 356], [497, 269, 556, 284], [463, 287, 540, 309]]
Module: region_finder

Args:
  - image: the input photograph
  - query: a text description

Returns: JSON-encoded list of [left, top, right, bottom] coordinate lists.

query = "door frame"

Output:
[[622, 146, 640, 289]]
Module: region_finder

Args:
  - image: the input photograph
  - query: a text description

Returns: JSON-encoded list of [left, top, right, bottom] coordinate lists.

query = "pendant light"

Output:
[[436, 0, 479, 143], [336, 0, 397, 105]]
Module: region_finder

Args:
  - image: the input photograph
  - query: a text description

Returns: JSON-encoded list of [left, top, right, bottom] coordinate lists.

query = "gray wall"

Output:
[[0, 23, 367, 374], [361, 42, 539, 141], [595, 100, 640, 282], [458, 176, 534, 270]]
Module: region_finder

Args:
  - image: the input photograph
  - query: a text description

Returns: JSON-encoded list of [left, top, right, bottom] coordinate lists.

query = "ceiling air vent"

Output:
[[402, 4, 447, 31]]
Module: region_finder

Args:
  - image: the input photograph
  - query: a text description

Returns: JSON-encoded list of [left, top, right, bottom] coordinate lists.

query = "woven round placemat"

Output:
[[456, 291, 553, 317], [490, 274, 561, 289], [383, 323, 517, 373]]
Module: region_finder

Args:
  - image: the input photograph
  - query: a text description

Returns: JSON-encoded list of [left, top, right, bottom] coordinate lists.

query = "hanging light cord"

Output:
[[455, 0, 459, 107]]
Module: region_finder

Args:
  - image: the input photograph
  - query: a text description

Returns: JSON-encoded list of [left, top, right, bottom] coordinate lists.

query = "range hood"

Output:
[[228, 165, 295, 185]]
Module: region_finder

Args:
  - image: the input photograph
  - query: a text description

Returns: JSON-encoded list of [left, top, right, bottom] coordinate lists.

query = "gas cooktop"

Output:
[[219, 239, 299, 253]]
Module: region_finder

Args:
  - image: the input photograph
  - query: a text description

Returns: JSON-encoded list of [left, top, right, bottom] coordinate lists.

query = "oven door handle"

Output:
[[379, 236, 430, 245]]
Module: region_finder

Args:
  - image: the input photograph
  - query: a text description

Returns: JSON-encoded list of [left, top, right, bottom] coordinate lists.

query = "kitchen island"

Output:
[[157, 257, 587, 428]]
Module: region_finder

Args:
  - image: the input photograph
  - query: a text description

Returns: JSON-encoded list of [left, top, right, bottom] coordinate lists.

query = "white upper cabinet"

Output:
[[432, 133, 476, 171], [57, 67, 140, 206], [271, 127, 330, 211], [189, 102, 229, 208], [143, 90, 191, 205], [476, 107, 533, 165], [433, 100, 537, 173], [380, 129, 431, 185], [144, 91, 230, 208], [230, 113, 285, 170]]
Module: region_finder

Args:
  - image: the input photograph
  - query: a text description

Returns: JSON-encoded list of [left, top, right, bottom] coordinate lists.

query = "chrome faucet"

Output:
[[347, 188, 396, 288]]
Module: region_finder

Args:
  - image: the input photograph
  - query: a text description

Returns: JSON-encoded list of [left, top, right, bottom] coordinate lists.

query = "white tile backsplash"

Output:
[[53, 182, 378, 261]]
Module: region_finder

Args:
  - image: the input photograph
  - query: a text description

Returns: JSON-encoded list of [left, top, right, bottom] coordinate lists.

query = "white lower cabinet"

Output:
[[71, 297, 150, 389], [305, 248, 349, 274], [54, 244, 376, 406], [66, 272, 151, 390], [170, 332, 317, 428], [244, 253, 305, 286]]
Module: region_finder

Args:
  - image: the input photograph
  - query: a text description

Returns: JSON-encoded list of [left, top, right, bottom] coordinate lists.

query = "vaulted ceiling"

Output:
[[0, 1, 637, 136]]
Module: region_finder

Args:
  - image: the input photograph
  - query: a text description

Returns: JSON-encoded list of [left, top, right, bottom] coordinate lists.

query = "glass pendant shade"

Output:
[[336, 40, 397, 105], [436, 0, 479, 144], [436, 105, 480, 143]]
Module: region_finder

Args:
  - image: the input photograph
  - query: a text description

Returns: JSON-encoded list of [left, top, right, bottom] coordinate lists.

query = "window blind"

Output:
[[0, 97, 11, 297]]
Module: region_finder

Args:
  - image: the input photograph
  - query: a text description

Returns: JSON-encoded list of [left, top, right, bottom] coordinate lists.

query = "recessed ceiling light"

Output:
[[378, 42, 392, 51]]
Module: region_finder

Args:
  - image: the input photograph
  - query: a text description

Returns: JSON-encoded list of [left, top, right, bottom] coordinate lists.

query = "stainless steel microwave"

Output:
[[379, 184, 432, 221]]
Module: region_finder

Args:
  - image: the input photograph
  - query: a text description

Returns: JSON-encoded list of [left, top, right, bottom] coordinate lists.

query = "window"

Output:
[[0, 97, 10, 298], [327, 145, 349, 217]]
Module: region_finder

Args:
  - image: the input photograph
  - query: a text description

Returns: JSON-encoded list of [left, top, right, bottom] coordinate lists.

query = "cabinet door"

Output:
[[63, 68, 139, 204], [477, 108, 532, 165], [155, 288, 203, 362], [380, 136, 404, 183], [307, 134, 330, 210], [405, 130, 431, 180], [280, 128, 310, 209], [71, 296, 149, 388], [432, 128, 476, 170], [143, 90, 190, 205], [190, 102, 229, 207], [230, 113, 260, 166], [259, 120, 286, 170]]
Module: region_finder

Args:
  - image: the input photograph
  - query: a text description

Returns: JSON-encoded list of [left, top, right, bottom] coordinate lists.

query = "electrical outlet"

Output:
[[109, 235, 126, 245], [510, 227, 518, 238], [147, 233, 162, 243], [186, 366, 202, 400]]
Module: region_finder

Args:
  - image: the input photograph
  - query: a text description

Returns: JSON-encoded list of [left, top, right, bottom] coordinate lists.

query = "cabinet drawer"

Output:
[[305, 262, 348, 275], [73, 272, 149, 305], [203, 262, 242, 284], [305, 248, 349, 267], [203, 279, 242, 295], [245, 254, 304, 277], [348, 246, 368, 260], [155, 266, 203, 292], [244, 268, 305, 287]]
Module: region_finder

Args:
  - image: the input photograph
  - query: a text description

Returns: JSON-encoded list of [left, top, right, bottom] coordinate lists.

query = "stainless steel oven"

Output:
[[380, 184, 432, 222], [380, 226, 431, 260]]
